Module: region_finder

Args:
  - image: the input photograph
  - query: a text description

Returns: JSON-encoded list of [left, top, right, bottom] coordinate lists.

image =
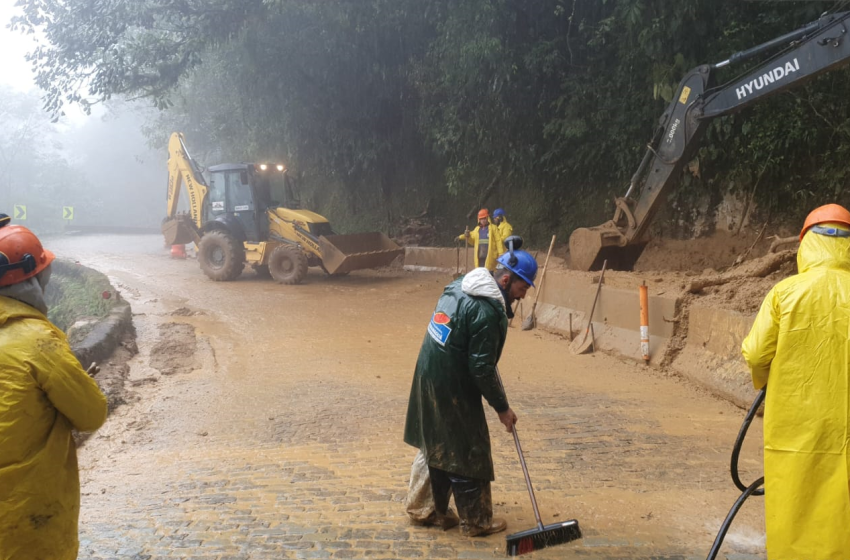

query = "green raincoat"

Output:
[[742, 226, 850, 560], [404, 268, 509, 481], [0, 296, 108, 560]]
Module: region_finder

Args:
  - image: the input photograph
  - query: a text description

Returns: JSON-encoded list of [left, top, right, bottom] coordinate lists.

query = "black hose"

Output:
[[730, 388, 766, 495], [705, 387, 766, 560], [705, 476, 765, 560]]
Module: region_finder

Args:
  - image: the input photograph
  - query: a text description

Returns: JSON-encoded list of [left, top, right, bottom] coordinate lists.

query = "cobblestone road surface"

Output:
[[47, 236, 767, 559]]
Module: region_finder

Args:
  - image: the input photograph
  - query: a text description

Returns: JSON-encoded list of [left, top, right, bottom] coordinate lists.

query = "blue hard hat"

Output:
[[497, 249, 538, 287], [493, 208, 506, 218]]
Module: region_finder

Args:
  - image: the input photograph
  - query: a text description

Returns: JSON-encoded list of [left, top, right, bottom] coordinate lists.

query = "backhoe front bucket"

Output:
[[319, 232, 404, 275], [569, 224, 647, 271], [162, 216, 197, 246]]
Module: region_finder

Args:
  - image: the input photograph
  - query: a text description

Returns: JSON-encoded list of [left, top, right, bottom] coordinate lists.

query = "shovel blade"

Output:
[[569, 333, 594, 354]]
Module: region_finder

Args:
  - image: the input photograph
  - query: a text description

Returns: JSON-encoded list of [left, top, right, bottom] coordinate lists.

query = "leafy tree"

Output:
[[11, 0, 850, 244]]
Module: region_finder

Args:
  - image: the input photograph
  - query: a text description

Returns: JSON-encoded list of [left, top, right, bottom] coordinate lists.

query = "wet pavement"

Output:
[[46, 235, 767, 559]]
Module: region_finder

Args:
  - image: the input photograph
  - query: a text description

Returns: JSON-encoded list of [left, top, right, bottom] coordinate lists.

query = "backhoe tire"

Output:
[[269, 245, 308, 285], [198, 230, 245, 282]]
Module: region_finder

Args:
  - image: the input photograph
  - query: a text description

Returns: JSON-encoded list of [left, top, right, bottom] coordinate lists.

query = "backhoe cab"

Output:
[[570, 10, 850, 271], [162, 133, 403, 284]]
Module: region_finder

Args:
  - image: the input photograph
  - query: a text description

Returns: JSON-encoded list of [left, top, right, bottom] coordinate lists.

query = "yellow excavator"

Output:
[[161, 132, 403, 284], [570, 10, 850, 271]]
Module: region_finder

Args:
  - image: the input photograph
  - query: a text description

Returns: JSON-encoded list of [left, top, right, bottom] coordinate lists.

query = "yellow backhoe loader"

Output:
[[161, 132, 403, 284]]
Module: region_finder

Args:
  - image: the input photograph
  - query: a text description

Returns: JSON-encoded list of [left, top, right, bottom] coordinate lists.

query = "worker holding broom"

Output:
[[403, 237, 537, 537], [742, 203, 850, 560]]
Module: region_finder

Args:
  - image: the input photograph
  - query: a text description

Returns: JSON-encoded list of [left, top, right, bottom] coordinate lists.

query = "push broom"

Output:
[[496, 368, 582, 556]]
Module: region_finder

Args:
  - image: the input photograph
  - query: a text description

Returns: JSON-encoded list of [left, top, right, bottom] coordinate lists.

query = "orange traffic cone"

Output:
[[170, 244, 187, 259]]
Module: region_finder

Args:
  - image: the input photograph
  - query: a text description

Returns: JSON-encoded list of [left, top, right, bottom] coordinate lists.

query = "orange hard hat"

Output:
[[800, 204, 850, 241], [0, 214, 55, 287], [478, 209, 489, 220]]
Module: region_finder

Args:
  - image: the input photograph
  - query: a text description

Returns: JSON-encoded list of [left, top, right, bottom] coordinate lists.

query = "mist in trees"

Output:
[[0, 85, 162, 232], [9, 0, 850, 244]]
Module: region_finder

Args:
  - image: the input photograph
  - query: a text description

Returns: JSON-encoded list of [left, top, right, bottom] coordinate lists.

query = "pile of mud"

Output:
[[559, 230, 801, 316], [635, 230, 770, 273]]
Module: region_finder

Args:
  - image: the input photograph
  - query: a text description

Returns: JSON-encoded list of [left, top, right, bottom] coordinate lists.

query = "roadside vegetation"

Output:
[[9, 0, 850, 245]]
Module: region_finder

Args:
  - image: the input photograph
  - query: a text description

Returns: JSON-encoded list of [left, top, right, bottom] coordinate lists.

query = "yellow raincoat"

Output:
[[0, 296, 108, 560], [459, 223, 505, 271], [497, 219, 513, 241], [742, 227, 850, 560]]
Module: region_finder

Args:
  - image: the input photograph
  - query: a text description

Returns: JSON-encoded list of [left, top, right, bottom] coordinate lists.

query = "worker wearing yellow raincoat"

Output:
[[0, 215, 108, 560], [493, 208, 513, 240], [459, 209, 505, 271], [742, 203, 850, 560]]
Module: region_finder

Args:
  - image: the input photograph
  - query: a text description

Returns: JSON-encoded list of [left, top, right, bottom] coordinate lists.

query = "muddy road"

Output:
[[48, 234, 766, 559]]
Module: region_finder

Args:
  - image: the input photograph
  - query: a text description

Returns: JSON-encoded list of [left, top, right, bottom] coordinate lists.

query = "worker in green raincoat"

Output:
[[742, 203, 850, 560], [0, 215, 108, 560], [404, 239, 538, 537]]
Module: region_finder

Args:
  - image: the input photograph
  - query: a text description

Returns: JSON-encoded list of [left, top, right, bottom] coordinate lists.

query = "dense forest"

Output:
[[10, 0, 850, 245]]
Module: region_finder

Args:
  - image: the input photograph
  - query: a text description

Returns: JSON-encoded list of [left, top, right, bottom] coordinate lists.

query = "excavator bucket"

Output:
[[319, 232, 404, 275], [162, 216, 197, 246], [569, 224, 647, 272]]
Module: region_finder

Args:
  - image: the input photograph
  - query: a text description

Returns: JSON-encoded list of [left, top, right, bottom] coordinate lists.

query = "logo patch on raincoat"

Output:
[[428, 312, 452, 346]]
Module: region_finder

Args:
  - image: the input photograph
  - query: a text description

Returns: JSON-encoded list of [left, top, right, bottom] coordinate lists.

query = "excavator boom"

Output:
[[163, 133, 207, 246], [570, 10, 850, 271]]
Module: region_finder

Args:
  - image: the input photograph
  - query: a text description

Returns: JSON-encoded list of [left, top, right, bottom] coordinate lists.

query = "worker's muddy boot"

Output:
[[438, 508, 460, 530], [410, 507, 460, 530], [464, 517, 507, 537]]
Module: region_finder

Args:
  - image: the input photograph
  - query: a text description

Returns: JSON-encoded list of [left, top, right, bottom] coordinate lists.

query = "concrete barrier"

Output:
[[534, 271, 679, 365], [402, 247, 679, 365], [401, 246, 762, 408], [671, 304, 758, 409], [72, 299, 133, 368], [404, 247, 465, 273], [47, 260, 135, 368]]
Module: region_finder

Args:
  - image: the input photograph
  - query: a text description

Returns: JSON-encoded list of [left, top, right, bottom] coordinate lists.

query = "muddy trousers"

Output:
[[429, 466, 492, 534]]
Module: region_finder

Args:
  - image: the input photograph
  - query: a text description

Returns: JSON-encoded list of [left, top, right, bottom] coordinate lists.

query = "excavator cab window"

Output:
[[207, 172, 227, 216], [226, 173, 254, 212], [207, 168, 263, 242], [253, 171, 299, 210]]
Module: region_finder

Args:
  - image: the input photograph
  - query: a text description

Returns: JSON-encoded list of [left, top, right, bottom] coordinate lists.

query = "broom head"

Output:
[[506, 519, 581, 556]]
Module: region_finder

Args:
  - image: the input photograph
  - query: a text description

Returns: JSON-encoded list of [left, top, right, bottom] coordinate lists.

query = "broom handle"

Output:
[[511, 426, 545, 531], [494, 366, 545, 531], [530, 235, 557, 308]]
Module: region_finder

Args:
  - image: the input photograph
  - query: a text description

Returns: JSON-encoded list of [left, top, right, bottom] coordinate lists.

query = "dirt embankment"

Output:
[[556, 230, 800, 316]]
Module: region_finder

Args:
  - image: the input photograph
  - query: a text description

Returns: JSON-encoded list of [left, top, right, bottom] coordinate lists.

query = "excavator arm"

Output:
[[163, 132, 208, 246], [570, 10, 850, 271]]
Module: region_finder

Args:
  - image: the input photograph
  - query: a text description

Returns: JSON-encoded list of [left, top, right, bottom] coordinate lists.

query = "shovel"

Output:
[[521, 235, 556, 331], [464, 226, 470, 272], [569, 259, 607, 354], [453, 239, 462, 279]]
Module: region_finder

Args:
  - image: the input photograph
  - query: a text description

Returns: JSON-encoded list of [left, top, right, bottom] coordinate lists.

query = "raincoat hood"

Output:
[[461, 267, 506, 311], [798, 227, 850, 274], [0, 268, 51, 316], [0, 291, 46, 326]]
